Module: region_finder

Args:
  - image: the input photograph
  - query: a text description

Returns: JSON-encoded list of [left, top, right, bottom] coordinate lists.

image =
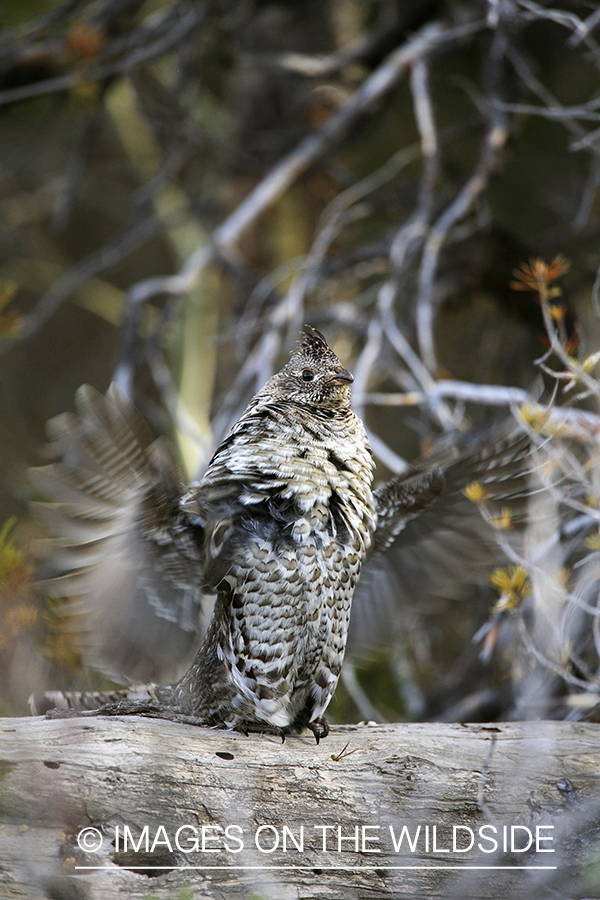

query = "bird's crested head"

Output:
[[267, 328, 354, 410]]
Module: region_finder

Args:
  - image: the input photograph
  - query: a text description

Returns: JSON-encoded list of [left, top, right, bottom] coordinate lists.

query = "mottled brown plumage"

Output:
[[30, 329, 529, 739], [163, 328, 379, 737]]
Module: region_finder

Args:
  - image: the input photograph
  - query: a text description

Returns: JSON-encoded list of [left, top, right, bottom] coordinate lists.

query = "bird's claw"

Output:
[[307, 717, 329, 744]]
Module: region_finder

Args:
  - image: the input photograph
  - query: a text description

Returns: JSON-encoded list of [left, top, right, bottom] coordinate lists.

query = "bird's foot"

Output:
[[307, 717, 329, 744], [234, 721, 286, 743]]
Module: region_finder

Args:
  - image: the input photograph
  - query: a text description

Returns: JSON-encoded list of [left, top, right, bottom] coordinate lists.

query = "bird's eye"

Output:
[[302, 368, 315, 382]]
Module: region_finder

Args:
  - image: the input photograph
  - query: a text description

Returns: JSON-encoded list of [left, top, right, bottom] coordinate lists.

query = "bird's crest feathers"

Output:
[[297, 326, 331, 356]]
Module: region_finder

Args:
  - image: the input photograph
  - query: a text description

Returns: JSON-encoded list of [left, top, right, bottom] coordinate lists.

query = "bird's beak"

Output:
[[329, 367, 354, 385]]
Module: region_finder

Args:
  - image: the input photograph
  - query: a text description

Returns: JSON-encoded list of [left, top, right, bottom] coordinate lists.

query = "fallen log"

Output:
[[1, 717, 599, 900]]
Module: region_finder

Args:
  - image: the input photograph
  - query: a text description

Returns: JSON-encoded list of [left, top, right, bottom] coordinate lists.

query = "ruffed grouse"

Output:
[[31, 328, 528, 740]]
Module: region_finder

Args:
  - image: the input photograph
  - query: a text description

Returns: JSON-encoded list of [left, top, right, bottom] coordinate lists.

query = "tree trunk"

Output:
[[1, 717, 599, 900]]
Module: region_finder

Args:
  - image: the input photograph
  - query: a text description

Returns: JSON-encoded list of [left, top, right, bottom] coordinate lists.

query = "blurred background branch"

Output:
[[1, 0, 600, 752], [3, 3, 600, 893]]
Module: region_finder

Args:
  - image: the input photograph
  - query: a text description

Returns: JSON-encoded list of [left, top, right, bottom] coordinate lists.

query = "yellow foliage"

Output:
[[42, 596, 83, 673], [548, 303, 566, 322], [490, 565, 531, 612], [0, 283, 22, 337], [0, 605, 38, 649], [510, 255, 570, 293], [0, 521, 82, 692], [518, 403, 564, 437], [463, 481, 488, 503], [0, 519, 32, 596], [582, 351, 600, 374], [491, 507, 513, 530], [585, 528, 600, 551]]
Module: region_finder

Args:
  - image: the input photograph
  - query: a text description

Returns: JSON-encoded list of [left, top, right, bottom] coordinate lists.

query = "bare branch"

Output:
[[114, 17, 486, 394], [505, 40, 600, 153], [364, 381, 532, 408], [416, 30, 510, 373], [517, 0, 600, 59], [567, 5, 600, 47], [0, 214, 161, 354], [243, 3, 403, 78]]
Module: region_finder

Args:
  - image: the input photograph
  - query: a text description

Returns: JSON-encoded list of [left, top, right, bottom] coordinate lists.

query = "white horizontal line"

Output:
[[75, 865, 558, 871]]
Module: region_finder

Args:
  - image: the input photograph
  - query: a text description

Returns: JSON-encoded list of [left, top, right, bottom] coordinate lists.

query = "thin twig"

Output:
[[0, 213, 161, 352], [505, 42, 598, 152], [416, 30, 510, 373], [244, 3, 403, 78], [517, 0, 600, 61]]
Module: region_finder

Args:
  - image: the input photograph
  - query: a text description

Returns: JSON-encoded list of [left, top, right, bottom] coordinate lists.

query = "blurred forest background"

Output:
[[1, 0, 600, 728]]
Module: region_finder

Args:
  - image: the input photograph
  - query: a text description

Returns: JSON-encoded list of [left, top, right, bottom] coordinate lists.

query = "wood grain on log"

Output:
[[1, 717, 599, 900]]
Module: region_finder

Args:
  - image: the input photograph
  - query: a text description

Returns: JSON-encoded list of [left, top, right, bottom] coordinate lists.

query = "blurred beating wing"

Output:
[[348, 427, 533, 654], [31, 384, 206, 684]]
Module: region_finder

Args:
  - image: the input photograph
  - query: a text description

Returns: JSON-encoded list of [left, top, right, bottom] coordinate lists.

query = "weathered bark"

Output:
[[1, 717, 599, 900]]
